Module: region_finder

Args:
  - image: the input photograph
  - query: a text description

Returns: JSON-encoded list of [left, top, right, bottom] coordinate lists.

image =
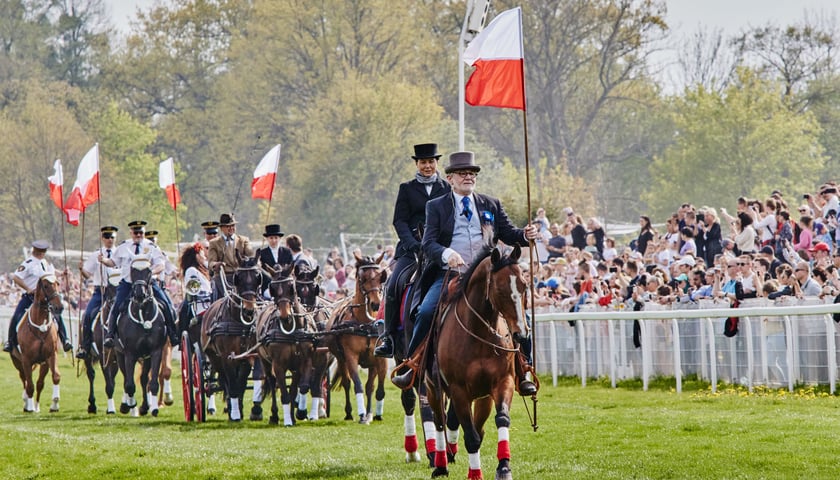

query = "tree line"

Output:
[[0, 0, 837, 270]]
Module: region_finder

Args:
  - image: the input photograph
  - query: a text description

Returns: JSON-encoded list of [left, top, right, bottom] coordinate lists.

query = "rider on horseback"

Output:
[[76, 226, 119, 358], [3, 240, 72, 353], [102, 221, 179, 348], [374, 143, 450, 358], [390, 152, 538, 395]]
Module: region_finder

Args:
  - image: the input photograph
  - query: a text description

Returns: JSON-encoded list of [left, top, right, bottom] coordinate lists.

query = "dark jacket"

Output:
[[392, 176, 451, 259], [420, 192, 527, 291], [257, 245, 293, 271]]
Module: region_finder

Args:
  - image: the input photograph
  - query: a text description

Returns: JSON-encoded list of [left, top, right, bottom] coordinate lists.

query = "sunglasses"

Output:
[[131, 231, 145, 236], [737, 262, 748, 266]]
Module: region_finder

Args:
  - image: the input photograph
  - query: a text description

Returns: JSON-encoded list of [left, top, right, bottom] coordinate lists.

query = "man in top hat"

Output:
[[201, 221, 220, 247], [4, 240, 73, 352], [75, 226, 119, 358], [374, 143, 450, 358], [391, 151, 539, 395], [102, 221, 179, 348], [256, 224, 293, 296], [207, 213, 254, 299]]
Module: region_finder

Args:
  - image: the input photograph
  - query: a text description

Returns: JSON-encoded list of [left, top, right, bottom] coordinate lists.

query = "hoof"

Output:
[[88, 405, 97, 414], [208, 408, 216, 415], [359, 413, 371, 425], [250, 413, 263, 421], [406, 450, 422, 463], [119, 403, 131, 415], [269, 415, 279, 425], [163, 393, 174, 406], [495, 461, 512, 480], [344, 413, 353, 421], [139, 405, 149, 416], [431, 467, 449, 477], [50, 407, 59, 413], [151, 409, 159, 417], [296, 409, 308, 421], [373, 415, 383, 421], [106, 410, 116, 415]]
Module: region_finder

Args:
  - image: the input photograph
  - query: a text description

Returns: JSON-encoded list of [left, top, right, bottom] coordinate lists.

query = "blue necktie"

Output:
[[461, 196, 472, 221]]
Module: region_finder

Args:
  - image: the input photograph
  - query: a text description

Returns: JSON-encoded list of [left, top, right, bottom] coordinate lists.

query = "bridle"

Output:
[[222, 264, 266, 326], [127, 266, 161, 330], [28, 277, 62, 331], [354, 263, 384, 322]]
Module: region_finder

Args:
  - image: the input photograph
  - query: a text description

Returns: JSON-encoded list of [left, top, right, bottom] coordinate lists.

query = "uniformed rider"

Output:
[[3, 240, 73, 353], [374, 143, 450, 358], [102, 221, 179, 348], [75, 226, 118, 358]]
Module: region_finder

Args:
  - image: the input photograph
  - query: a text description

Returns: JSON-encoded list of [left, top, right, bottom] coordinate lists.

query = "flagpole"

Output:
[[57, 161, 72, 359], [171, 159, 181, 256]]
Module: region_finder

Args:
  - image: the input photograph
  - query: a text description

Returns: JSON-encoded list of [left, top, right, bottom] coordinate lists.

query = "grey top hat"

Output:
[[412, 143, 441, 160], [444, 151, 481, 174]]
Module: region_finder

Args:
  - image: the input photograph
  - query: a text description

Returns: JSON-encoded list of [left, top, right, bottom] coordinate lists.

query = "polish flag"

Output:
[[64, 144, 100, 226], [463, 7, 525, 110], [159, 158, 181, 210], [48, 159, 63, 210], [251, 144, 281, 200]]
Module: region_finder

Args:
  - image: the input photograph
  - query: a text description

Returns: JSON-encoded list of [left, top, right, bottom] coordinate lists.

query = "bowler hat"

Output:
[[412, 143, 441, 160], [219, 213, 237, 226], [262, 224, 284, 238], [128, 220, 147, 231], [444, 151, 481, 174]]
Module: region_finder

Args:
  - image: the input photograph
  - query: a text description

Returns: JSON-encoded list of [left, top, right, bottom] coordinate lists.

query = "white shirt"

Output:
[[15, 255, 51, 292], [112, 239, 165, 281], [82, 246, 114, 286]]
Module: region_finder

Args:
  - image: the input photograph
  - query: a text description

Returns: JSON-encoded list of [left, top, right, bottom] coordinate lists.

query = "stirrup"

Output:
[[390, 365, 416, 391]]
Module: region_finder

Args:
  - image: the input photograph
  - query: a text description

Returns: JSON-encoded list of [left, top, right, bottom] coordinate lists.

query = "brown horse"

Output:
[[294, 263, 332, 421], [426, 245, 527, 480], [256, 264, 316, 426], [200, 256, 264, 421], [11, 270, 65, 413], [325, 252, 388, 424]]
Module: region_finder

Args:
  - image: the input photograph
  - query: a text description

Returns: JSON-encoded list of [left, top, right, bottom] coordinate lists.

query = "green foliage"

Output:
[[645, 68, 826, 218]]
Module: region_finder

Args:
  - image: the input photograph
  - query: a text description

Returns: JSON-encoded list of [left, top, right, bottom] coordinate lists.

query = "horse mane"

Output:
[[452, 244, 493, 300]]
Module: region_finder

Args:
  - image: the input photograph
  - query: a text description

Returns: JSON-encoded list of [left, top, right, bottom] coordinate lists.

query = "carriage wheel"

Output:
[[180, 332, 195, 422], [193, 346, 206, 423]]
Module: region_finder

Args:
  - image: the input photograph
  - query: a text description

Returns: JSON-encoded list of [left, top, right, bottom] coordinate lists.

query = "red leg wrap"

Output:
[[497, 439, 511, 461], [404, 435, 418, 453]]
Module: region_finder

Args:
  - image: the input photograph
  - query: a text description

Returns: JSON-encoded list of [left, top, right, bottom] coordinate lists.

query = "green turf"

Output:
[[1, 356, 839, 479]]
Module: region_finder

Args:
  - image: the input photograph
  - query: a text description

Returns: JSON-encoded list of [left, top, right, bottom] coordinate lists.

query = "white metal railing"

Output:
[[531, 298, 840, 394]]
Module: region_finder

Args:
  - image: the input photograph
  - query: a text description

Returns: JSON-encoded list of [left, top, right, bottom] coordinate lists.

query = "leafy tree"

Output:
[[645, 69, 825, 218]]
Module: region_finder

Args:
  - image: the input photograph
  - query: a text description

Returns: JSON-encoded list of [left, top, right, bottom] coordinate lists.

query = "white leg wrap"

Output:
[[52, 385, 60, 400], [498, 426, 510, 442], [447, 427, 460, 444], [25, 397, 34, 411], [309, 397, 321, 420], [355, 392, 366, 416], [404, 414, 417, 436], [283, 403, 292, 426], [107, 398, 116, 413], [375, 399, 384, 416], [229, 398, 241, 420], [298, 392, 308, 411], [252, 380, 262, 402], [435, 430, 446, 453], [468, 452, 481, 470], [147, 391, 159, 412], [423, 421, 436, 440], [122, 392, 130, 404], [163, 379, 172, 394], [208, 395, 217, 412]]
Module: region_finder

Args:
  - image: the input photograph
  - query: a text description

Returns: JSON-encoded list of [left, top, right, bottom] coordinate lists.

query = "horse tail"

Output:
[[329, 364, 347, 392]]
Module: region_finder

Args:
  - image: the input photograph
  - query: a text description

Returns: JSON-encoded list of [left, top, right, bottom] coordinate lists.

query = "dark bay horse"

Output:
[[295, 263, 332, 421], [255, 264, 315, 426], [201, 256, 263, 421], [82, 273, 120, 414], [11, 270, 64, 413], [426, 245, 527, 480], [115, 256, 168, 417], [325, 252, 388, 424]]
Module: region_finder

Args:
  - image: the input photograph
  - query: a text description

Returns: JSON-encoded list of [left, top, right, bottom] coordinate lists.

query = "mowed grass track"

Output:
[[1, 356, 840, 480]]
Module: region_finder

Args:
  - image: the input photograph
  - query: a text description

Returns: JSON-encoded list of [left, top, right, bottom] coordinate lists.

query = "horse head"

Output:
[[37, 268, 63, 317], [353, 251, 388, 321], [129, 256, 154, 303], [294, 263, 320, 308], [487, 245, 527, 338], [233, 256, 262, 314], [268, 263, 296, 319]]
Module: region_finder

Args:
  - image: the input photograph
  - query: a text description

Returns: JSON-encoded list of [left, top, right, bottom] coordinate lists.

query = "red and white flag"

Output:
[[64, 144, 100, 226], [463, 7, 525, 110], [48, 159, 63, 210], [158, 158, 181, 210], [251, 144, 281, 200]]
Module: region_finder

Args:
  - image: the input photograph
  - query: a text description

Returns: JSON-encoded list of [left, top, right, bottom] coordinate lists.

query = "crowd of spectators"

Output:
[[528, 185, 840, 313]]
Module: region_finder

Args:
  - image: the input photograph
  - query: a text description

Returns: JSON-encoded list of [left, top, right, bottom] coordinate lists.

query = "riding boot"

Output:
[[75, 319, 92, 359], [103, 309, 117, 348], [514, 336, 537, 396], [3, 320, 17, 352], [375, 293, 398, 358], [164, 306, 179, 346], [55, 316, 73, 352], [391, 341, 427, 391]]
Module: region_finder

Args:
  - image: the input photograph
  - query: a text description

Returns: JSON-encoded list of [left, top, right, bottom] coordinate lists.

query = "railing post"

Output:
[[760, 316, 769, 385], [641, 320, 650, 391], [608, 319, 617, 389], [743, 317, 753, 393], [577, 320, 587, 387], [550, 321, 557, 387], [705, 317, 717, 393], [825, 314, 836, 394], [672, 318, 682, 394], [784, 315, 794, 392]]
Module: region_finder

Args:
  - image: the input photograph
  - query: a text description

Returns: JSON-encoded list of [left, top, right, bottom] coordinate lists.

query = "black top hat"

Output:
[[412, 143, 441, 160], [444, 151, 481, 174], [219, 213, 237, 226], [128, 220, 147, 231], [144, 230, 159, 239], [101, 226, 118, 238], [201, 221, 220, 235], [262, 224, 284, 238]]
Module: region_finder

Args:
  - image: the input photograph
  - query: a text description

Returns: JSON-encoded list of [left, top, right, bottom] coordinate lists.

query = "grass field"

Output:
[[1, 355, 840, 479]]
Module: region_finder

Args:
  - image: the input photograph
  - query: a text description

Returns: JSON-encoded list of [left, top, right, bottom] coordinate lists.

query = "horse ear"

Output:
[[379, 269, 388, 284], [375, 252, 385, 265], [313, 266, 320, 278], [354, 250, 363, 263], [491, 247, 502, 264], [510, 245, 522, 261], [294, 263, 301, 277]]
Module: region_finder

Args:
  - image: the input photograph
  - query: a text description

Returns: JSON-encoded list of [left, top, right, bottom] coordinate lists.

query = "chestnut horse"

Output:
[[11, 270, 64, 413], [201, 256, 264, 421], [256, 264, 315, 426], [426, 245, 527, 480], [325, 253, 388, 424], [294, 263, 332, 421]]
